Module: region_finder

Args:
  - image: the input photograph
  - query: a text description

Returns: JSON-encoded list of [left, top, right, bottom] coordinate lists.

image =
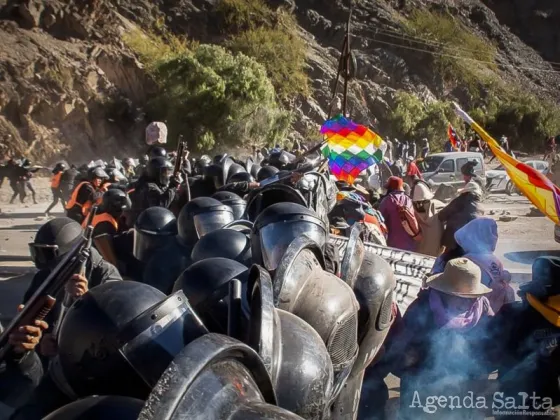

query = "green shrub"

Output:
[[226, 26, 309, 100], [217, 0, 274, 31], [125, 30, 292, 150], [388, 91, 463, 151], [405, 10, 498, 99]]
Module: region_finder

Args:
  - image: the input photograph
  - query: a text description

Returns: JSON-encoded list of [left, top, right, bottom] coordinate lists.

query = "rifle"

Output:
[[174, 134, 191, 202], [0, 209, 98, 362], [52, 206, 98, 338]]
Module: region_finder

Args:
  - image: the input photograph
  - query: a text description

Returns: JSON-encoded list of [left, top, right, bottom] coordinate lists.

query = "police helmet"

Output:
[[147, 157, 173, 186], [52, 162, 67, 174], [191, 229, 252, 267], [90, 167, 109, 181], [173, 257, 249, 334], [211, 191, 247, 220], [149, 146, 167, 159], [101, 189, 131, 214], [138, 334, 305, 420], [177, 197, 234, 245], [30, 217, 83, 270], [204, 164, 225, 189], [257, 165, 279, 182], [58, 281, 208, 399], [43, 396, 144, 420], [228, 172, 254, 184], [227, 163, 245, 181], [133, 207, 177, 263], [251, 202, 328, 271]]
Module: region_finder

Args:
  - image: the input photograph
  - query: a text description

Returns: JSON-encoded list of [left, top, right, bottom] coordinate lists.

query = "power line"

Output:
[[354, 33, 560, 74], [350, 22, 560, 70]]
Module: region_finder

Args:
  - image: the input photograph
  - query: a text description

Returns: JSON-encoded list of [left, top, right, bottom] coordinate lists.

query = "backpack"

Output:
[[397, 202, 422, 241]]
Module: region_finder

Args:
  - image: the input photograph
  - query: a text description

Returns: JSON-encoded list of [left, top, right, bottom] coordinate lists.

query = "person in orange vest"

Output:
[[83, 188, 131, 238], [45, 162, 67, 217], [65, 167, 109, 224]]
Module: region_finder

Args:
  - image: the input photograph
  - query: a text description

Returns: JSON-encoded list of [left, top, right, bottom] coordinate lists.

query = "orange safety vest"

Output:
[[83, 212, 118, 231], [65, 181, 92, 216], [51, 172, 62, 188]]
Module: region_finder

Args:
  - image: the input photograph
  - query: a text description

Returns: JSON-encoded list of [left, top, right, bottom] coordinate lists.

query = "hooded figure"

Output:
[[411, 183, 444, 257], [454, 218, 516, 313]]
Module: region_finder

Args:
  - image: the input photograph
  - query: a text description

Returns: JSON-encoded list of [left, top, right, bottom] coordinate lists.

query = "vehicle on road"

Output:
[[420, 152, 486, 191], [486, 160, 549, 195]]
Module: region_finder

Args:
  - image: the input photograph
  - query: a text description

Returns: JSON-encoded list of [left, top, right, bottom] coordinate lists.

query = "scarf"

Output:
[[526, 294, 560, 327], [429, 289, 491, 330]]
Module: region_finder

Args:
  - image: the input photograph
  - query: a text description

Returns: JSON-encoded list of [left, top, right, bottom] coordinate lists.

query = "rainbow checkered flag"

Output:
[[320, 114, 386, 184]]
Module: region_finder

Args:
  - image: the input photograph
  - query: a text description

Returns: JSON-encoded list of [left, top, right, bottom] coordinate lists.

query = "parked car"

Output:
[[486, 160, 549, 195], [420, 152, 486, 190]]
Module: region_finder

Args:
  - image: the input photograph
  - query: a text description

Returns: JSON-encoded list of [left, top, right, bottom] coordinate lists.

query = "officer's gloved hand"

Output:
[[9, 305, 49, 355], [170, 173, 183, 188]]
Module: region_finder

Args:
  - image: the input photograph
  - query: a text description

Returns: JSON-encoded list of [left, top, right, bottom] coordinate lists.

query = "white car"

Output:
[[485, 160, 549, 195]]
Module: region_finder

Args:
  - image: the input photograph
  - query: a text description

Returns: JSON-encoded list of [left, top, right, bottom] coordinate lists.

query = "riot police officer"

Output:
[[129, 157, 182, 225], [65, 167, 109, 224], [23, 218, 122, 360], [87, 189, 131, 237], [11, 282, 208, 420], [45, 162, 67, 217], [211, 191, 247, 220]]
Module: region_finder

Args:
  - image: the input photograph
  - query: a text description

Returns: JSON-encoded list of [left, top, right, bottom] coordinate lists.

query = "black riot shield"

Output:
[[272, 236, 359, 399], [222, 157, 234, 186], [339, 223, 366, 288], [245, 184, 308, 222], [247, 265, 333, 420], [138, 334, 305, 420]]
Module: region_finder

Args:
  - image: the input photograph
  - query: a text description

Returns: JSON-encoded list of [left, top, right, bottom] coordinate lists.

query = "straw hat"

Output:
[[426, 258, 492, 297], [412, 182, 434, 202], [457, 181, 482, 196]]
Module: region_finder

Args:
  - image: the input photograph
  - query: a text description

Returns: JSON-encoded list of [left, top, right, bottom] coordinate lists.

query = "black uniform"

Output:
[[23, 248, 122, 346]]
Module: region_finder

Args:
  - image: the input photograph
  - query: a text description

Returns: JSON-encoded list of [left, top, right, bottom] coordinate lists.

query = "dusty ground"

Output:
[[0, 177, 557, 419]]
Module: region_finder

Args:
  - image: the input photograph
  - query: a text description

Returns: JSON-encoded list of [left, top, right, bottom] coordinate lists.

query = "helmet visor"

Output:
[[259, 221, 327, 271], [28, 243, 59, 269], [119, 291, 207, 387], [193, 211, 234, 238]]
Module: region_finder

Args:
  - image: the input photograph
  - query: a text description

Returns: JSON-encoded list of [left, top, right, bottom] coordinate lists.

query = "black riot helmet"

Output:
[[58, 281, 208, 399], [251, 202, 328, 271], [227, 163, 245, 181], [133, 207, 177, 263], [250, 163, 261, 179], [147, 157, 173, 187], [195, 155, 212, 175], [228, 171, 254, 184], [257, 165, 279, 182], [101, 189, 131, 215], [248, 266, 334, 419], [30, 217, 83, 270], [204, 163, 225, 189], [149, 146, 167, 159], [43, 396, 144, 420], [138, 334, 305, 420], [177, 197, 234, 245], [211, 191, 247, 220], [173, 257, 249, 334], [52, 162, 67, 174], [89, 167, 109, 182], [191, 229, 252, 267]]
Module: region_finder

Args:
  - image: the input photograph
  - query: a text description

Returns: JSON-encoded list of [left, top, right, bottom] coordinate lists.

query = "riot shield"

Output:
[[339, 223, 366, 288], [245, 184, 307, 222]]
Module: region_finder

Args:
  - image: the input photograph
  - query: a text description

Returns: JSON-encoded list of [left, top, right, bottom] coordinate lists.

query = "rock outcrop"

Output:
[[0, 0, 559, 163]]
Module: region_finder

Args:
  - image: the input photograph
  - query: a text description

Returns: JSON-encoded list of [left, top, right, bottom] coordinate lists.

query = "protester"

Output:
[[411, 182, 444, 257], [454, 217, 516, 313], [379, 176, 418, 251], [485, 256, 560, 416], [389, 258, 494, 419], [438, 180, 484, 252]]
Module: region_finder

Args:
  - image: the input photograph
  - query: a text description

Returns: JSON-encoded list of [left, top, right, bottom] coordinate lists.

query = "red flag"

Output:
[[447, 124, 461, 150]]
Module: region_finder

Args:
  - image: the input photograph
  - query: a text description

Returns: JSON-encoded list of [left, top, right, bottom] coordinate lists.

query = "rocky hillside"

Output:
[[0, 0, 559, 163]]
